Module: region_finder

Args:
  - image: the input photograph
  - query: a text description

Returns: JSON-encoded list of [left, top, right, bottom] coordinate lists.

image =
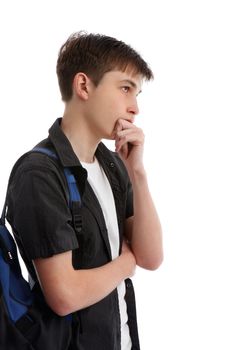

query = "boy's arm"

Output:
[[124, 171, 163, 270], [33, 240, 135, 316], [115, 119, 163, 270]]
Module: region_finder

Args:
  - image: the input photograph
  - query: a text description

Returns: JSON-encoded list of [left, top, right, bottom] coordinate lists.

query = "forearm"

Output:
[[34, 247, 135, 316], [114, 118, 163, 270], [128, 167, 163, 270], [64, 255, 132, 313]]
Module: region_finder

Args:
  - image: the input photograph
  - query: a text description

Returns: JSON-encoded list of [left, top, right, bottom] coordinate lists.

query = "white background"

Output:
[[1, 1, 228, 349]]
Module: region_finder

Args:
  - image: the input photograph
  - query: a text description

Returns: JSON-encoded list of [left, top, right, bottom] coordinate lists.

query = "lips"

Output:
[[125, 117, 135, 124]]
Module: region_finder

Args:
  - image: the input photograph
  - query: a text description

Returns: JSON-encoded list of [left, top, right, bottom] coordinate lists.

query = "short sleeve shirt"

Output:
[[6, 118, 139, 350]]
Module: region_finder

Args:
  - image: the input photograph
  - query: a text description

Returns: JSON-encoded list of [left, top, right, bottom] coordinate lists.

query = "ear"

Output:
[[72, 73, 93, 100]]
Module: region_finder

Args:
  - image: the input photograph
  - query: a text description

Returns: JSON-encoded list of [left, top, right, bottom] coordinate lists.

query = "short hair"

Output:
[[56, 31, 154, 102]]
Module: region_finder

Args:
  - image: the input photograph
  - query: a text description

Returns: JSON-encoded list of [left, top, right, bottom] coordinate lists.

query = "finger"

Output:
[[113, 119, 124, 139], [116, 131, 144, 148], [114, 119, 126, 132], [116, 128, 133, 138], [116, 127, 144, 142], [122, 239, 130, 253], [118, 143, 129, 160], [115, 137, 127, 152], [117, 125, 143, 144], [115, 134, 129, 154], [117, 118, 136, 130]]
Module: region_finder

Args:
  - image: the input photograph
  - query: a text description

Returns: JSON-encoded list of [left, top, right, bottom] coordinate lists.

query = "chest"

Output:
[[72, 179, 126, 269]]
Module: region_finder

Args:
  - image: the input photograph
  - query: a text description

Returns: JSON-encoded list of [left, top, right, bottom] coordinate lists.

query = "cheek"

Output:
[[91, 94, 123, 134], [100, 100, 118, 121]]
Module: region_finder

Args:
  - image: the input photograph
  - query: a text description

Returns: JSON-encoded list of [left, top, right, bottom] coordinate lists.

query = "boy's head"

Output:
[[56, 31, 154, 102]]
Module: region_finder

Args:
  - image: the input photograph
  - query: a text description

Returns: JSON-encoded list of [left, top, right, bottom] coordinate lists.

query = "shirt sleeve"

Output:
[[7, 162, 79, 260]]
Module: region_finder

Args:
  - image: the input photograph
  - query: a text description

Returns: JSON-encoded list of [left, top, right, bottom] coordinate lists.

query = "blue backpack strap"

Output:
[[32, 147, 58, 159], [32, 147, 82, 233], [63, 168, 82, 233]]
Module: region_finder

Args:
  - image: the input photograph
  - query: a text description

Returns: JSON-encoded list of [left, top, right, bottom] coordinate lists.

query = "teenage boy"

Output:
[[7, 32, 163, 350]]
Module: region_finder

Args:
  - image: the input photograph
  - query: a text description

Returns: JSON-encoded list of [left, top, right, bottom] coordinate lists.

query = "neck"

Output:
[[61, 105, 100, 163]]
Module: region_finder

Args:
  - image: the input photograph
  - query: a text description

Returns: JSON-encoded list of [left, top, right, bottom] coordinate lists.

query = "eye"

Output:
[[122, 86, 130, 93]]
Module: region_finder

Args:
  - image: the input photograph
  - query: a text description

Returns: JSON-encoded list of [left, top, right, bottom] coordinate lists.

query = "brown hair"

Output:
[[56, 31, 154, 102]]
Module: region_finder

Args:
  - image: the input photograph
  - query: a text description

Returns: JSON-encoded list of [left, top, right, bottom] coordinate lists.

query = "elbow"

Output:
[[137, 253, 164, 271], [41, 273, 89, 316], [45, 295, 74, 317], [51, 303, 73, 317], [44, 288, 81, 316], [148, 256, 163, 271]]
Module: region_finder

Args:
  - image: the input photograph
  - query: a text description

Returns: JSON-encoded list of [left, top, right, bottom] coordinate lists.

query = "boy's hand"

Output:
[[114, 118, 145, 175]]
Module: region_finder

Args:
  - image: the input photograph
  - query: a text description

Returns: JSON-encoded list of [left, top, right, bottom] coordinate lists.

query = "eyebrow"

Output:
[[120, 79, 142, 95]]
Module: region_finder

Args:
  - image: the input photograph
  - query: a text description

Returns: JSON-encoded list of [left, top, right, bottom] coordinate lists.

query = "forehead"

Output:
[[102, 70, 143, 91]]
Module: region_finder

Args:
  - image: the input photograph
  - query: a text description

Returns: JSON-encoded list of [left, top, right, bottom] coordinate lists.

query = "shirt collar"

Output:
[[48, 118, 82, 167]]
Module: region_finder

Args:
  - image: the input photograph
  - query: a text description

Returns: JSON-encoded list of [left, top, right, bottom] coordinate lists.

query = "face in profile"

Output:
[[85, 69, 142, 140]]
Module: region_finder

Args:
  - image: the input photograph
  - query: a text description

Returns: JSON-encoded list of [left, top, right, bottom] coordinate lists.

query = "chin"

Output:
[[101, 129, 115, 141]]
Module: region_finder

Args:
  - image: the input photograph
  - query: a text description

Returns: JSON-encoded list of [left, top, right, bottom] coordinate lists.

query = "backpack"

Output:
[[0, 147, 82, 350]]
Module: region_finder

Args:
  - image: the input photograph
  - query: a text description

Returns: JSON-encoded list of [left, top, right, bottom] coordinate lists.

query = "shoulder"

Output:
[[9, 141, 66, 195], [14, 138, 61, 175], [17, 152, 60, 175]]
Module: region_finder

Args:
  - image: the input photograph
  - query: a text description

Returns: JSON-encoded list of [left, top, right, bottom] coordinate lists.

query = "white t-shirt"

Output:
[[81, 157, 132, 350]]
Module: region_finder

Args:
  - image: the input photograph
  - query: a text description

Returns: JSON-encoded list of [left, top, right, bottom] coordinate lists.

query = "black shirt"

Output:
[[7, 118, 140, 350]]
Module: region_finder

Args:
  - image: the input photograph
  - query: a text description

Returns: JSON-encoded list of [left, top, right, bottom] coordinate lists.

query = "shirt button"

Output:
[[109, 162, 115, 168], [126, 282, 131, 288]]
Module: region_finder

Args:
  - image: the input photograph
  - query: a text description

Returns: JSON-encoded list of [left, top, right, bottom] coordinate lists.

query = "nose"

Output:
[[127, 99, 139, 116]]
